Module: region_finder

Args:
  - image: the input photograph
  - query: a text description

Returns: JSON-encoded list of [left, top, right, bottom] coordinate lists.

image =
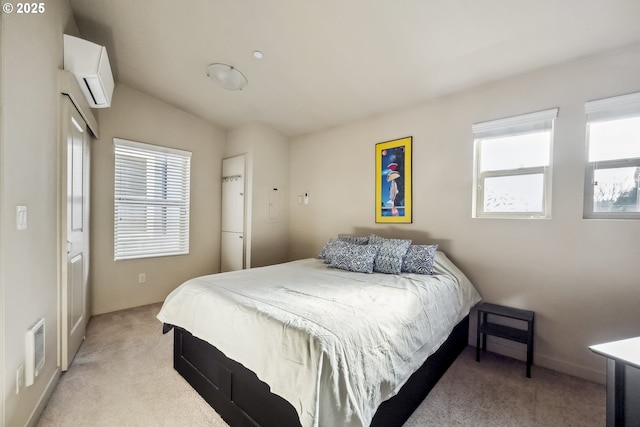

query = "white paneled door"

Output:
[[60, 96, 90, 371], [221, 155, 246, 272]]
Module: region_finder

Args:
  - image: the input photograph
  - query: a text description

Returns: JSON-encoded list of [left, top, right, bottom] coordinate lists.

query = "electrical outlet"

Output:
[[138, 273, 146, 283], [16, 364, 24, 394]]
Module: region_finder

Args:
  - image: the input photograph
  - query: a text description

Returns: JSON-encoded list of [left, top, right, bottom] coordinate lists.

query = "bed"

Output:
[[157, 246, 481, 427]]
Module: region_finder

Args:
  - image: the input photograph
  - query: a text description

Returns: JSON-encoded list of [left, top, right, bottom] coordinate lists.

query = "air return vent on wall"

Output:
[[63, 34, 114, 108], [25, 318, 45, 387]]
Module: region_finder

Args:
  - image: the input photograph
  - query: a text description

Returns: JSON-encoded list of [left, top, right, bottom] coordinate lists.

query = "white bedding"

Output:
[[157, 252, 481, 427]]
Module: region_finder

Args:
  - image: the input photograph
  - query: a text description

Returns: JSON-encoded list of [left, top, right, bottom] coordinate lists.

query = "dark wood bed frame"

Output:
[[165, 315, 469, 427]]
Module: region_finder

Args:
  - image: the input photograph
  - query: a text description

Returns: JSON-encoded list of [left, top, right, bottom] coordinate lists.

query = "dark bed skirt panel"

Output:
[[173, 327, 301, 427], [171, 315, 469, 427], [370, 315, 469, 426]]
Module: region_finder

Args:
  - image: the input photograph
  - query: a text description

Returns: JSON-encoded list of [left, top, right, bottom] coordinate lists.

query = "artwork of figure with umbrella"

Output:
[[375, 137, 412, 223]]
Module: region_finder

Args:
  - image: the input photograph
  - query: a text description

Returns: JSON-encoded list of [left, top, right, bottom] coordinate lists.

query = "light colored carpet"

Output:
[[37, 303, 605, 427], [404, 346, 605, 427], [37, 303, 228, 427]]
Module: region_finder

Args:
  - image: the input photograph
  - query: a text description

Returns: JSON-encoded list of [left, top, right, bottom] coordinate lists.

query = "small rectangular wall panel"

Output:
[[221, 231, 243, 272], [221, 177, 244, 233], [221, 155, 245, 233], [70, 253, 84, 333]]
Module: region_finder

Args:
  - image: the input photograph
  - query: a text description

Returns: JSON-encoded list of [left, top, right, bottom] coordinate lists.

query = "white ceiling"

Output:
[[69, 0, 640, 137]]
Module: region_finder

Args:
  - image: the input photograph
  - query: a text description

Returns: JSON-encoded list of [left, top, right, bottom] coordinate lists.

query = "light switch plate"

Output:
[[16, 206, 27, 230]]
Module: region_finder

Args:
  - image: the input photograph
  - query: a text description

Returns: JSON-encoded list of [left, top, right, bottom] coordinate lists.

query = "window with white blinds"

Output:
[[114, 138, 191, 260], [584, 91, 640, 219], [472, 108, 558, 219]]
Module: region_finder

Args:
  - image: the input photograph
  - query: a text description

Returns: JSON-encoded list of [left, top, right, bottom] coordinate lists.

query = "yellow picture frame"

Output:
[[375, 136, 412, 223]]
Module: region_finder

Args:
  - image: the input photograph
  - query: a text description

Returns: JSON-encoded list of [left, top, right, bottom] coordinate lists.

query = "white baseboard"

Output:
[[92, 297, 165, 316], [536, 352, 605, 384], [477, 336, 606, 385], [26, 367, 61, 427]]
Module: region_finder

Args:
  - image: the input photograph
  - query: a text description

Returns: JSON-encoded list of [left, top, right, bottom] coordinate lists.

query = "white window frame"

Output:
[[114, 138, 192, 260], [472, 108, 558, 219], [584, 92, 640, 220]]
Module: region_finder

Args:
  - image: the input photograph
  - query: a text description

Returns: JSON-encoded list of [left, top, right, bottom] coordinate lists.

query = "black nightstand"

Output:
[[475, 302, 535, 377]]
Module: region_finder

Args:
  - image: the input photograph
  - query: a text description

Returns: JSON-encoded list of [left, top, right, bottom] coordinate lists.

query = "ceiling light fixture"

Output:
[[206, 63, 248, 91], [252, 50, 264, 59]]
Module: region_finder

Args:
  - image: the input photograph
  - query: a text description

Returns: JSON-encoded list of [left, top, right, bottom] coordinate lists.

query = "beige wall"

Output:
[[289, 45, 640, 383], [226, 123, 290, 268], [91, 84, 226, 315], [0, 1, 78, 425]]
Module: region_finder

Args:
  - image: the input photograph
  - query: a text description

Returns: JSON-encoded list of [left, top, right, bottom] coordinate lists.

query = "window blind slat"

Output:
[[585, 91, 640, 123], [472, 108, 558, 139]]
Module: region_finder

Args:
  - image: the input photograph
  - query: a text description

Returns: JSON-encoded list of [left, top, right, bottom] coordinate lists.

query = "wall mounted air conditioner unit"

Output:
[[63, 34, 114, 108]]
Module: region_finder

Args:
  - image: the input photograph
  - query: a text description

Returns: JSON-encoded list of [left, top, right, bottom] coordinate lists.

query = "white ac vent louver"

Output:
[[63, 34, 114, 108], [25, 318, 45, 386]]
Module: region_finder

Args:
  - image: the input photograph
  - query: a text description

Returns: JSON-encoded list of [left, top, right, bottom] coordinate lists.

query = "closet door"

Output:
[[221, 155, 246, 272]]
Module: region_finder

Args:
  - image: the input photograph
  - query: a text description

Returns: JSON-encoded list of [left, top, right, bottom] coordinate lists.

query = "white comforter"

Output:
[[157, 252, 481, 427]]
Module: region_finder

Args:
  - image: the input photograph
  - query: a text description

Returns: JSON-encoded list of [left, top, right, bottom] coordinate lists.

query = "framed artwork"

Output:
[[375, 136, 412, 223]]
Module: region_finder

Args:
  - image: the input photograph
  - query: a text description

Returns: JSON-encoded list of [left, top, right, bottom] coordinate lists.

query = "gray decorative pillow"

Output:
[[318, 238, 336, 260], [368, 235, 411, 274], [329, 243, 380, 273], [402, 244, 439, 274], [320, 239, 351, 264], [337, 234, 369, 245]]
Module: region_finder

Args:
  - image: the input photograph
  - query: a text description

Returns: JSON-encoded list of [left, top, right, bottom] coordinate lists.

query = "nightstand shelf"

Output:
[[476, 302, 535, 377]]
